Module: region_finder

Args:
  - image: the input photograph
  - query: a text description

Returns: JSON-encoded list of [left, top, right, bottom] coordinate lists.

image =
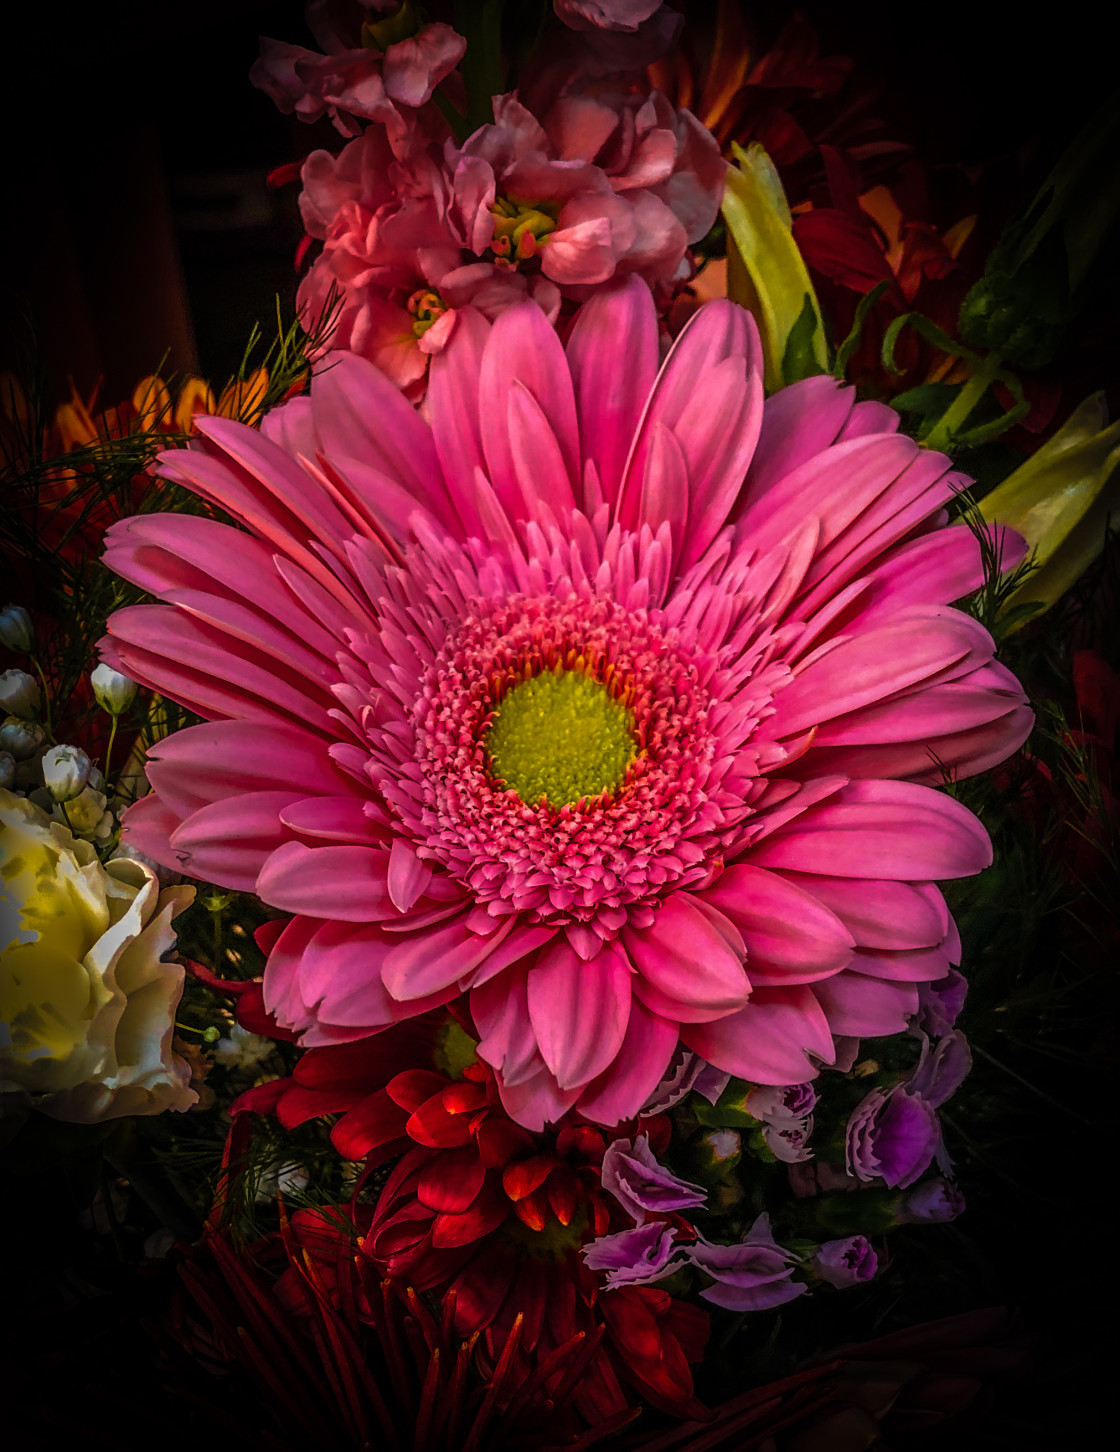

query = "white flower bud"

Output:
[[42, 744, 93, 803], [0, 669, 41, 719], [91, 663, 138, 716], [0, 716, 46, 760], [0, 752, 14, 789], [0, 604, 34, 653]]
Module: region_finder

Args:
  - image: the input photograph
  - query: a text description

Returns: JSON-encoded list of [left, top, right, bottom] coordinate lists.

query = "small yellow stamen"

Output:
[[407, 288, 448, 339], [488, 197, 558, 264]]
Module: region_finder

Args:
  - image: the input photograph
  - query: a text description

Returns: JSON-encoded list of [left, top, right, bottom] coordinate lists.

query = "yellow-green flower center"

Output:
[[485, 669, 636, 808]]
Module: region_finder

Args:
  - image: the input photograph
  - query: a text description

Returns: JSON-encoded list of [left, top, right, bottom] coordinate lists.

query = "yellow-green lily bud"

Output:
[[722, 142, 829, 392]]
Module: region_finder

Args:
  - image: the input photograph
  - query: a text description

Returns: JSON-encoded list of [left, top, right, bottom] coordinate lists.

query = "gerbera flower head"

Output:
[[102, 277, 1031, 1130]]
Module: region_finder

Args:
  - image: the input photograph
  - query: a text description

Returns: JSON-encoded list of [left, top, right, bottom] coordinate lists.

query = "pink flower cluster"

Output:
[[295, 87, 724, 394]]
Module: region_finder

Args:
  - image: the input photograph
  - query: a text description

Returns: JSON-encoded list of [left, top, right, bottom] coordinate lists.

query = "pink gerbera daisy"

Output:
[[102, 278, 1031, 1129]]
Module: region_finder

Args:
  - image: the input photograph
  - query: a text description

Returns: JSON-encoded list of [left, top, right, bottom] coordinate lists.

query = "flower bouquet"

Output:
[[2, 3, 1116, 1447]]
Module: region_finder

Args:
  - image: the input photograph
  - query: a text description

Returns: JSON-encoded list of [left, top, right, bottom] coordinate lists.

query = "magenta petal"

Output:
[[778, 875, 948, 951], [684, 986, 834, 1084], [256, 841, 395, 921], [479, 301, 579, 520], [773, 609, 984, 738], [747, 780, 991, 880], [169, 790, 305, 891], [625, 893, 750, 1022], [279, 796, 384, 842], [428, 307, 492, 530], [576, 1000, 680, 1127], [387, 838, 433, 912], [811, 972, 920, 1037], [381, 913, 514, 1000], [473, 964, 542, 1088], [566, 274, 658, 509], [527, 939, 631, 1090], [700, 864, 853, 979], [495, 1061, 580, 1131], [145, 720, 348, 821], [741, 375, 856, 508], [119, 792, 184, 872]]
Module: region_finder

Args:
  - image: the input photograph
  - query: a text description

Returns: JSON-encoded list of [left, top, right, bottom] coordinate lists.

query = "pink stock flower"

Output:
[[554, 1, 665, 33], [102, 278, 1031, 1131], [295, 85, 723, 393], [250, 23, 465, 142]]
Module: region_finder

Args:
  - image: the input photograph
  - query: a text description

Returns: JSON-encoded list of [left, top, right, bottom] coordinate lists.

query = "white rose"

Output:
[[0, 788, 198, 1122]]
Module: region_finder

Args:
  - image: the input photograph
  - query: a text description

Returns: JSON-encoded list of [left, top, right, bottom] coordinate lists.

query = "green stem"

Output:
[[924, 351, 1002, 453], [104, 713, 119, 781], [455, 0, 505, 132], [432, 84, 472, 143], [29, 653, 53, 740]]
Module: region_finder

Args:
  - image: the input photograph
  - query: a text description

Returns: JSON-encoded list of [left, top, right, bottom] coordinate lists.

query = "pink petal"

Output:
[[387, 838, 433, 912], [625, 893, 750, 1022], [506, 379, 578, 520], [380, 913, 515, 1000], [684, 986, 834, 1084], [169, 790, 305, 890], [472, 964, 542, 1088], [566, 274, 658, 509], [279, 796, 384, 842], [106, 604, 335, 730], [104, 514, 345, 658], [700, 864, 854, 981], [256, 841, 396, 921], [741, 375, 857, 508], [777, 875, 948, 951], [773, 608, 986, 737], [810, 972, 920, 1037], [425, 306, 492, 533], [527, 940, 632, 1090], [307, 351, 452, 527], [747, 780, 991, 880], [575, 1000, 679, 1127], [495, 1062, 581, 1131], [479, 301, 579, 521], [119, 792, 184, 871], [737, 433, 921, 564]]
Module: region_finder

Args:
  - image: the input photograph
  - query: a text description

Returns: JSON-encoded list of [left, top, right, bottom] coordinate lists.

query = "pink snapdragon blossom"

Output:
[[295, 85, 723, 392], [445, 91, 724, 295], [250, 22, 465, 143], [555, 0, 664, 31], [103, 278, 1031, 1131]]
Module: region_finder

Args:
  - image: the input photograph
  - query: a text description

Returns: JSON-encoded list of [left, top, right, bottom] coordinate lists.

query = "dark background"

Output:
[[2, 0, 1114, 404]]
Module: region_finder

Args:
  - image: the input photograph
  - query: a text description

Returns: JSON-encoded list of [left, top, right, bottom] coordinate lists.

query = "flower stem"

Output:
[[29, 654, 53, 739], [924, 351, 1001, 453], [104, 713, 119, 781], [455, 0, 505, 132]]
